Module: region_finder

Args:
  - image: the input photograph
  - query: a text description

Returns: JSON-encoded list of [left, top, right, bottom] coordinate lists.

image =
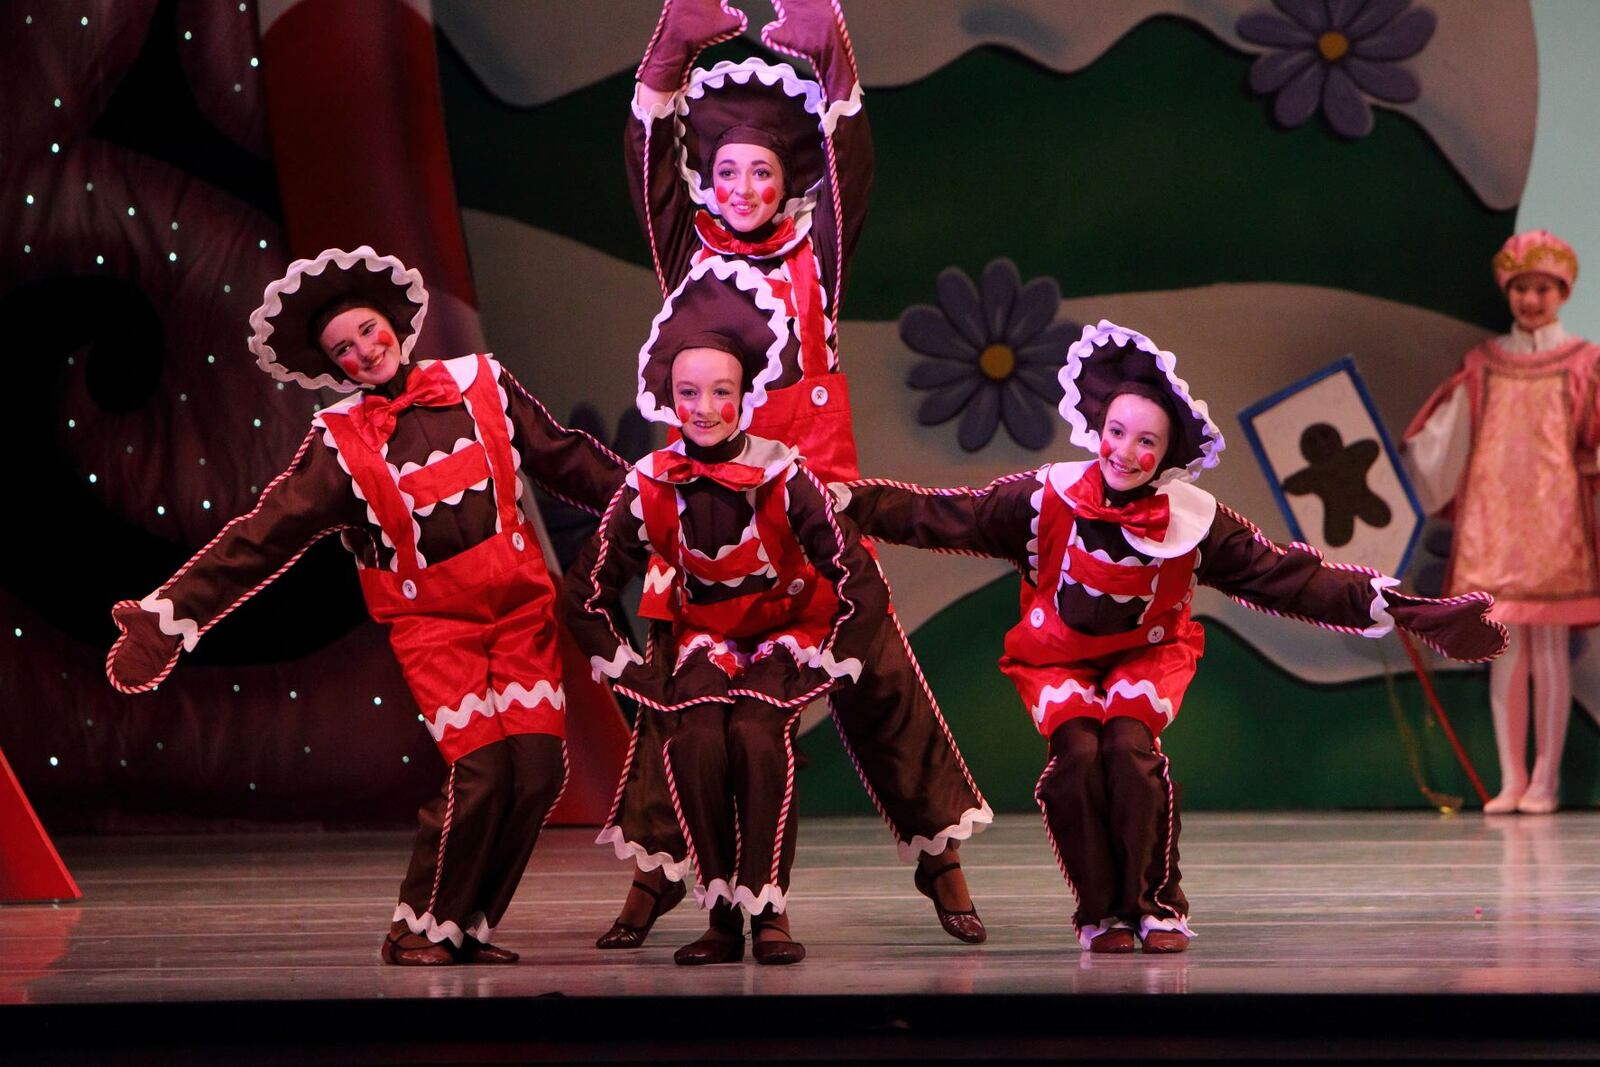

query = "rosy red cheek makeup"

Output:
[[376, 330, 396, 347], [719, 402, 737, 423], [676, 403, 694, 424], [1138, 452, 1157, 472], [714, 184, 732, 203], [338, 355, 363, 376], [760, 187, 777, 204], [1099, 438, 1114, 459]]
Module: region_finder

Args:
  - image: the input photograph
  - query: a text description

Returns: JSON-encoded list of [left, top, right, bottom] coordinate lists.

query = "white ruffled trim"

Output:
[[730, 881, 788, 915], [630, 80, 677, 123], [1029, 679, 1100, 726], [676, 59, 827, 226], [1365, 575, 1400, 638], [593, 824, 694, 882], [1045, 460, 1217, 560], [894, 802, 994, 863], [636, 257, 792, 431], [813, 647, 862, 683], [1057, 320, 1225, 485], [694, 877, 738, 910], [819, 78, 864, 137], [424, 681, 564, 742], [464, 913, 494, 945], [590, 644, 645, 682], [393, 902, 465, 949], [1139, 913, 1195, 941], [139, 593, 199, 653], [249, 245, 428, 394], [1104, 678, 1176, 725]]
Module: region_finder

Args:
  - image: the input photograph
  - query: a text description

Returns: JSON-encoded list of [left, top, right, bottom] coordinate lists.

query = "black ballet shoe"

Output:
[[750, 915, 807, 966], [457, 937, 519, 964], [596, 877, 688, 949], [914, 861, 987, 944], [673, 928, 745, 965]]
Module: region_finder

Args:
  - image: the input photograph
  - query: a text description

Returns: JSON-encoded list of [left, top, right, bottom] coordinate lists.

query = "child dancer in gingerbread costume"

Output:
[[838, 321, 1508, 952], [565, 258, 892, 964], [1404, 230, 1600, 814], [602, 0, 988, 947], [107, 248, 629, 965]]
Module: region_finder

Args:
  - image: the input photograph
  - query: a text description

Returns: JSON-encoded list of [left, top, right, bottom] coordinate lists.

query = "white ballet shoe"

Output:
[[1516, 790, 1559, 815], [1482, 789, 1525, 815]]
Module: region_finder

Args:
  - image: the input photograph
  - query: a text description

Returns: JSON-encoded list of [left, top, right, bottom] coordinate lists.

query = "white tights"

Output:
[[1485, 623, 1571, 813]]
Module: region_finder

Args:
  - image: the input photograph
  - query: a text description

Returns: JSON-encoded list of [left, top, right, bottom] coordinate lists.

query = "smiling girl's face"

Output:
[[672, 347, 743, 448], [318, 307, 400, 387], [711, 143, 784, 233], [1099, 393, 1171, 492]]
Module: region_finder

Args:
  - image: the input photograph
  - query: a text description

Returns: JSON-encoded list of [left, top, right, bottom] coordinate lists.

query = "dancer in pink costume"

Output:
[[1404, 231, 1600, 815]]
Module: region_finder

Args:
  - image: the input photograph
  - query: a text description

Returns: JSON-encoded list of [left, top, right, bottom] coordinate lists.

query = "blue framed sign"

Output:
[[1238, 356, 1424, 578]]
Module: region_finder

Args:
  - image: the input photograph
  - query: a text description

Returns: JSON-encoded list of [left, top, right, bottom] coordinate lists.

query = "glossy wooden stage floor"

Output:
[[6, 812, 1600, 1062]]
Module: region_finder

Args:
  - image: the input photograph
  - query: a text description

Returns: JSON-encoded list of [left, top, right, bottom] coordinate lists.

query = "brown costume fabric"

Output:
[[397, 733, 566, 944], [1035, 718, 1186, 930], [663, 700, 802, 902]]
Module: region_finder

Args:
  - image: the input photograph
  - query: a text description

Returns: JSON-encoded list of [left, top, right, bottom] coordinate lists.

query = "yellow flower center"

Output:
[[978, 343, 1016, 381], [1317, 31, 1350, 62]]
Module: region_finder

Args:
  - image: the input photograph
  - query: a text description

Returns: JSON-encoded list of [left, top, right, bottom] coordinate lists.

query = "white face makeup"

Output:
[[671, 346, 743, 448], [1098, 393, 1171, 492], [1506, 272, 1568, 334], [319, 307, 401, 387], [711, 143, 784, 233]]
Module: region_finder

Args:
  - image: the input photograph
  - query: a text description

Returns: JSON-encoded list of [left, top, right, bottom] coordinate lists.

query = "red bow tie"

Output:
[[652, 450, 768, 491], [694, 210, 798, 258], [347, 363, 463, 449], [1066, 465, 1170, 542]]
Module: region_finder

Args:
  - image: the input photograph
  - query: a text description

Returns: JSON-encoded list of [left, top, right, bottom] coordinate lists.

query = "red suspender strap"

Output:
[[1066, 544, 1160, 599], [635, 461, 683, 621], [321, 411, 422, 578], [1032, 474, 1072, 617], [783, 239, 832, 377], [750, 472, 809, 585], [459, 355, 522, 531]]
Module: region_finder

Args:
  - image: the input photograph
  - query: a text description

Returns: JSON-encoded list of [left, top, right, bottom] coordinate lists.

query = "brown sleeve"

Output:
[[500, 367, 629, 515], [1194, 504, 1392, 633], [624, 101, 701, 294], [129, 428, 361, 654], [842, 471, 1038, 565], [788, 467, 890, 687], [560, 482, 655, 693]]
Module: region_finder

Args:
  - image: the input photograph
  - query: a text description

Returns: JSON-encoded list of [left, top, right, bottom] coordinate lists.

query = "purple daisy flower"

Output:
[[1237, 0, 1436, 139], [900, 259, 1078, 452]]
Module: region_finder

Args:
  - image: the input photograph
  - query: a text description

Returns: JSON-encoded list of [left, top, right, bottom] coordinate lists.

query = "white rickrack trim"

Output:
[[425, 680, 564, 742], [393, 901, 465, 949], [637, 256, 792, 431], [895, 803, 994, 864], [1103, 678, 1176, 724], [590, 643, 645, 683], [249, 245, 428, 393], [813, 648, 862, 682], [1029, 678, 1101, 726], [593, 824, 694, 883], [730, 881, 788, 915], [1058, 319, 1225, 484], [400, 437, 487, 518], [694, 877, 740, 911], [464, 912, 494, 945]]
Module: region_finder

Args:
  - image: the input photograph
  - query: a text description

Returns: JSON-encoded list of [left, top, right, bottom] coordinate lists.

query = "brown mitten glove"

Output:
[[107, 600, 184, 693], [637, 0, 747, 92], [1388, 590, 1508, 663]]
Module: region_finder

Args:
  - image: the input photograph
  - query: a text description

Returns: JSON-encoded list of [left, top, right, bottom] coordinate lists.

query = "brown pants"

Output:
[[396, 733, 566, 946], [603, 615, 987, 870], [664, 700, 801, 911], [1034, 717, 1187, 933]]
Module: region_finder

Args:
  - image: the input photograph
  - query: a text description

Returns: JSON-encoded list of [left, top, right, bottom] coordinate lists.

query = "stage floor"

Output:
[[6, 810, 1600, 1005]]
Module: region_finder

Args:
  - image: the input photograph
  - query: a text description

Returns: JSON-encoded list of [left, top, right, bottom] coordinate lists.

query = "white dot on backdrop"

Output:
[[197, 456, 205, 464], [373, 697, 383, 706], [85, 181, 93, 191], [276, 382, 285, 391], [206, 354, 215, 364], [222, 284, 231, 293], [53, 98, 60, 107], [119, 760, 127, 767], [87, 473, 96, 483], [25, 16, 32, 25], [50, 142, 58, 154], [402, 756, 410, 764], [67, 418, 75, 428], [233, 83, 242, 93], [95, 255, 103, 265], [289, 690, 298, 699], [23, 244, 30, 254], [201, 499, 211, 510], [258, 239, 267, 249], [171, 221, 179, 231], [125, 444, 133, 453], [232, 684, 240, 692], [417, 714, 424, 723], [155, 505, 165, 515], [304, 746, 311, 754], [127, 206, 135, 216], [249, 782, 256, 791], [86, 719, 93, 727], [156, 742, 164, 750], [24, 194, 33, 204], [252, 418, 261, 428], [250, 57, 259, 68], [168, 251, 177, 262], [49, 756, 58, 767], [80, 16, 87, 26], [12, 628, 20, 638]]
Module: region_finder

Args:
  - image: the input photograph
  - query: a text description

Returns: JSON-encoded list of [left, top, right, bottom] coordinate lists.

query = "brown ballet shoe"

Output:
[[380, 927, 456, 966], [457, 937, 519, 964], [750, 914, 806, 966], [1087, 928, 1137, 954], [673, 928, 745, 966], [913, 861, 987, 944], [596, 877, 688, 949], [1140, 929, 1189, 954]]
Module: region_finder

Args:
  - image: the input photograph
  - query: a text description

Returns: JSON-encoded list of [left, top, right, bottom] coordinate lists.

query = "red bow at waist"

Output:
[[347, 363, 463, 449], [1065, 465, 1170, 542], [652, 451, 768, 491], [693, 210, 798, 258]]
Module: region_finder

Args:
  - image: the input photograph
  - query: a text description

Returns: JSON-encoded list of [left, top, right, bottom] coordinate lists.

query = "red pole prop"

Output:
[[1396, 631, 1490, 805]]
